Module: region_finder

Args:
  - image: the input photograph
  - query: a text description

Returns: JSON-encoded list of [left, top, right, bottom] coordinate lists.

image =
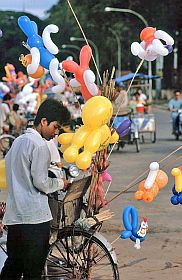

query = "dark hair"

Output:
[[3, 93, 11, 102], [34, 99, 70, 126], [12, 103, 19, 111], [174, 89, 181, 94]]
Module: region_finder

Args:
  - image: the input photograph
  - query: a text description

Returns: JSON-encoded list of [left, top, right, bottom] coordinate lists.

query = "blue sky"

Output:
[[0, 0, 59, 19]]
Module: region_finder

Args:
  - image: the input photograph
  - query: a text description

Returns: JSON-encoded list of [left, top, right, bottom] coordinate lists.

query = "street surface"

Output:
[[1, 107, 182, 279], [103, 107, 182, 280]]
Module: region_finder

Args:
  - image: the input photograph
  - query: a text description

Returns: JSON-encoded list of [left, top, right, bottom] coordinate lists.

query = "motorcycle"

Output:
[[173, 109, 182, 140]]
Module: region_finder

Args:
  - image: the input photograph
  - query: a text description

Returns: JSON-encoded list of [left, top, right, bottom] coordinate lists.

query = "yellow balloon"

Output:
[[72, 126, 90, 148], [109, 131, 119, 144], [60, 144, 70, 153], [58, 133, 74, 145], [63, 145, 78, 163], [76, 150, 92, 170], [0, 159, 6, 189], [100, 124, 111, 146], [84, 129, 101, 153], [82, 96, 113, 129]]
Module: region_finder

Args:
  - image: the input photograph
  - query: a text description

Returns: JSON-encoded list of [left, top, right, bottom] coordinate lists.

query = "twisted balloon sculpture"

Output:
[[131, 27, 174, 61], [18, 16, 65, 93]]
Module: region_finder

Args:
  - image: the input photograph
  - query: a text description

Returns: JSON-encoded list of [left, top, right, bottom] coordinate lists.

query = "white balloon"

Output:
[[83, 69, 98, 96], [154, 30, 174, 46], [0, 82, 10, 93], [69, 78, 81, 88], [27, 47, 40, 74], [51, 84, 65, 94], [42, 24, 59, 55], [131, 42, 141, 56], [144, 162, 159, 189], [152, 39, 168, 56]]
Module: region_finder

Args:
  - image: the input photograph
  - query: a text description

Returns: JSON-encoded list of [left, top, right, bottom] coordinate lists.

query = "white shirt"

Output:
[[3, 128, 64, 225]]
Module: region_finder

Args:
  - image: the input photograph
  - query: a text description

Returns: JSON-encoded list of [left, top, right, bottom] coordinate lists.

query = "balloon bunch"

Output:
[[170, 167, 182, 205], [135, 162, 168, 203], [62, 45, 100, 101], [58, 96, 119, 170], [131, 27, 174, 61], [18, 16, 65, 93], [121, 205, 148, 249]]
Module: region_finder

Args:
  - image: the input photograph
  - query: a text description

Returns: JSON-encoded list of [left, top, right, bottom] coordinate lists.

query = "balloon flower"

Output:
[[18, 16, 65, 93], [135, 162, 168, 203], [170, 167, 182, 205], [121, 205, 148, 249], [58, 96, 119, 170], [62, 45, 100, 101], [131, 27, 174, 61]]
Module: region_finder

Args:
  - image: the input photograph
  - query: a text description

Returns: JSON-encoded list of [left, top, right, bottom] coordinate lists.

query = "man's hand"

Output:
[[63, 178, 71, 191]]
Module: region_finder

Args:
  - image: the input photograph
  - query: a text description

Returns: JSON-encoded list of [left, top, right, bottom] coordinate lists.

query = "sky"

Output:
[[0, 0, 59, 19]]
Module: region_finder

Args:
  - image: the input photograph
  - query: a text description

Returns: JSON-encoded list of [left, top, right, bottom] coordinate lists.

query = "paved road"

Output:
[[102, 107, 182, 280]]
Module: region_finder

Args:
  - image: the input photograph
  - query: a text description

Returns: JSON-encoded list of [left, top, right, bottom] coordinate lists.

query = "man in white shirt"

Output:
[[1, 99, 70, 280]]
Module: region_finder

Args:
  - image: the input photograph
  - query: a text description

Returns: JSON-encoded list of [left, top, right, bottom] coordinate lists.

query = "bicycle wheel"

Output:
[[43, 227, 119, 280], [0, 134, 15, 157]]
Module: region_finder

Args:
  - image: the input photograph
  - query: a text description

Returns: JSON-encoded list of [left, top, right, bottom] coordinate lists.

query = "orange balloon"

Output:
[[150, 183, 159, 197], [140, 27, 156, 43], [156, 170, 168, 189], [29, 66, 45, 79], [135, 190, 144, 200], [139, 180, 145, 191], [143, 191, 154, 203], [21, 54, 45, 79]]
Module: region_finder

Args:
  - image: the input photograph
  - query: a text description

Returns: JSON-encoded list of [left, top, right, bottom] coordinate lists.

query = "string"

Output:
[[66, 0, 102, 84]]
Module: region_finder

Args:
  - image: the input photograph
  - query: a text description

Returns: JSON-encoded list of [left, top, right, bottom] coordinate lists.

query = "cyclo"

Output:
[[0, 156, 119, 280]]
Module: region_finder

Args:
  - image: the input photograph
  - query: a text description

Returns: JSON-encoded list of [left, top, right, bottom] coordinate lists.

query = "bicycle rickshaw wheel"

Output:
[[135, 138, 140, 152], [43, 227, 119, 280], [0, 134, 15, 157]]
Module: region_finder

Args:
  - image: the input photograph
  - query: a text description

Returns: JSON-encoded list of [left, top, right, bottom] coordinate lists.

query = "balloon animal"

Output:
[[62, 45, 100, 101], [170, 167, 182, 205], [135, 162, 168, 203], [131, 27, 174, 61], [121, 205, 148, 249], [18, 16, 65, 93], [58, 96, 119, 170]]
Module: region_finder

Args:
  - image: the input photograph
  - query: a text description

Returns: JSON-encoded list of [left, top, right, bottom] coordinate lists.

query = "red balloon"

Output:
[[140, 27, 156, 44]]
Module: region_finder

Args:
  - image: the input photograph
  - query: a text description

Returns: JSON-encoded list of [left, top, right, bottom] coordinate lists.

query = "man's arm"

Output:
[[31, 145, 64, 194], [168, 100, 177, 112]]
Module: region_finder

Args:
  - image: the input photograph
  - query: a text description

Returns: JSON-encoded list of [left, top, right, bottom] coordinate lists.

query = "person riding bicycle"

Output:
[[168, 89, 182, 135], [0, 99, 70, 280]]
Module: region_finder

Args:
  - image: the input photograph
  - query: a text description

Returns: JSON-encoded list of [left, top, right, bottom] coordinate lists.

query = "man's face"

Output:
[[175, 92, 181, 100], [40, 119, 61, 140]]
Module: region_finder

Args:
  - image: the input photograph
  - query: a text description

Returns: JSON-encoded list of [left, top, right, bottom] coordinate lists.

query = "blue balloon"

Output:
[[172, 185, 178, 195], [121, 205, 146, 243], [18, 16, 55, 69], [178, 193, 182, 204], [171, 195, 179, 205]]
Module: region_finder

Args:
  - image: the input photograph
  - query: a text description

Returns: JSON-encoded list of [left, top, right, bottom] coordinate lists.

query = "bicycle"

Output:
[[0, 174, 119, 279]]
